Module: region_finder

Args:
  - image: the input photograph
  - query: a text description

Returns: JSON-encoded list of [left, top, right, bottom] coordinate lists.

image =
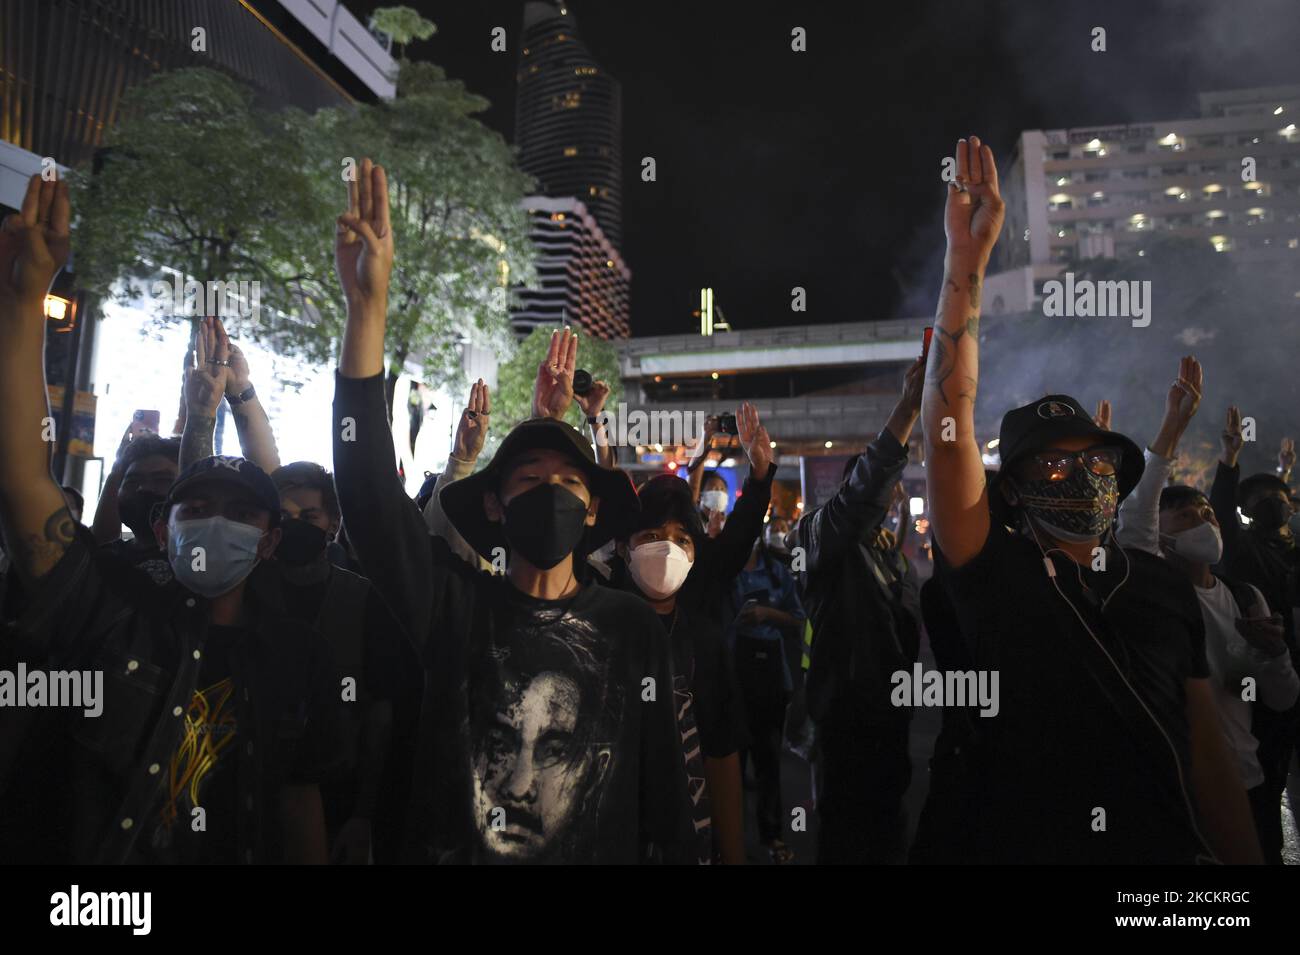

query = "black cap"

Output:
[[166, 455, 281, 525], [439, 417, 639, 560], [989, 394, 1144, 514]]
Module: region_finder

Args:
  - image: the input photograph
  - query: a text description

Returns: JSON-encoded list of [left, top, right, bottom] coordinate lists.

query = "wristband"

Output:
[[226, 385, 256, 407]]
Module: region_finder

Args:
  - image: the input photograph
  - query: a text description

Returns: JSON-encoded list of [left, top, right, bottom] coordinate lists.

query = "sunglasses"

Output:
[[1021, 446, 1121, 482]]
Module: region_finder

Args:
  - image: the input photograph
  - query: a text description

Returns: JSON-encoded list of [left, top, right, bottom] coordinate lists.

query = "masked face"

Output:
[[1249, 494, 1292, 533], [1012, 466, 1119, 541], [168, 515, 266, 598], [1165, 520, 1223, 565], [503, 483, 591, 570], [628, 539, 695, 600], [276, 518, 329, 567], [700, 490, 728, 514]]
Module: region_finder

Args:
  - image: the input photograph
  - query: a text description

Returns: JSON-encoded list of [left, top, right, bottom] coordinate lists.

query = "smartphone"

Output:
[[131, 409, 160, 437], [718, 413, 738, 435], [922, 326, 934, 362]]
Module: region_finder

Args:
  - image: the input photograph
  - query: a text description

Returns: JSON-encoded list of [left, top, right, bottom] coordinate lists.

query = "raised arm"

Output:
[[0, 173, 75, 583], [797, 359, 921, 576], [704, 403, 775, 580], [220, 320, 281, 471], [1209, 405, 1245, 556], [179, 316, 229, 470], [422, 378, 490, 566], [1116, 357, 1201, 554], [332, 158, 438, 645], [921, 137, 1004, 569], [533, 326, 578, 421], [574, 377, 614, 468], [90, 423, 136, 544]]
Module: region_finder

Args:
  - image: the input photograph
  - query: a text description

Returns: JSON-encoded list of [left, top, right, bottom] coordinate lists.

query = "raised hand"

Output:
[[886, 355, 926, 446], [737, 401, 773, 479], [944, 136, 1005, 268], [335, 158, 394, 320], [533, 327, 578, 420], [1279, 437, 1295, 479], [0, 172, 71, 314], [1166, 356, 1202, 425], [575, 378, 611, 421], [1093, 400, 1112, 431], [222, 321, 252, 398], [186, 317, 231, 417], [453, 378, 491, 462], [1221, 405, 1244, 467]]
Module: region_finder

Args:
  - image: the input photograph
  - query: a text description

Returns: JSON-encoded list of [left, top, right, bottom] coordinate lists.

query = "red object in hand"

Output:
[[922, 326, 934, 361]]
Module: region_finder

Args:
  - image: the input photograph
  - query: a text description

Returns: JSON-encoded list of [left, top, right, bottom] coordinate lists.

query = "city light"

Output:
[[44, 295, 70, 320], [909, 496, 924, 516]]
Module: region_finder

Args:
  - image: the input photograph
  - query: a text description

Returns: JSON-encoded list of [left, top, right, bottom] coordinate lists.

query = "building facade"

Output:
[[995, 85, 1300, 276]]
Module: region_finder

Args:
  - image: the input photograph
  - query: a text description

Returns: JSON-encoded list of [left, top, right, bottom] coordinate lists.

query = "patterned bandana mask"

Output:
[[1014, 467, 1120, 541]]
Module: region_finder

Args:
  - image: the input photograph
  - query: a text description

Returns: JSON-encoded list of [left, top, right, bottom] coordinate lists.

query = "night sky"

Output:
[[347, 0, 1300, 337]]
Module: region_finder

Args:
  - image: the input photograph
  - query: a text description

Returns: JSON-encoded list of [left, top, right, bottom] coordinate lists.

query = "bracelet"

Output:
[[226, 385, 256, 407]]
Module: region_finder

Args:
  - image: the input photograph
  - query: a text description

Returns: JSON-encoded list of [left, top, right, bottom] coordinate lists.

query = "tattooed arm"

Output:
[[0, 174, 74, 582], [921, 137, 1005, 569], [179, 317, 230, 470]]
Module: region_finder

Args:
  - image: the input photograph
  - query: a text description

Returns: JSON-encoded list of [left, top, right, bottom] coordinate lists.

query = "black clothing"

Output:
[[795, 428, 917, 865], [928, 523, 1212, 864], [0, 529, 340, 865], [333, 371, 693, 864]]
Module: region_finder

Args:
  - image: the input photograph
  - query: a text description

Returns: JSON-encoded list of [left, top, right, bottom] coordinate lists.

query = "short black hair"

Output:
[[623, 475, 707, 548], [701, 471, 727, 492], [272, 461, 340, 522], [120, 434, 181, 473], [1239, 473, 1290, 509], [1159, 484, 1206, 512]]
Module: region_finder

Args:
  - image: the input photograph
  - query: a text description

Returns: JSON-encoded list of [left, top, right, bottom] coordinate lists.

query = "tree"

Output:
[[370, 5, 437, 59], [294, 58, 538, 407], [489, 325, 624, 461], [71, 68, 327, 340]]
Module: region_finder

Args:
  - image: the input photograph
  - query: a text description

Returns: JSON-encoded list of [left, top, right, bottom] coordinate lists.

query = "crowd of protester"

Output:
[[0, 139, 1297, 865]]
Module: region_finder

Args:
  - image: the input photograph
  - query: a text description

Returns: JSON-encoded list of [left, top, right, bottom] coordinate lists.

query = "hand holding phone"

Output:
[[130, 409, 160, 437]]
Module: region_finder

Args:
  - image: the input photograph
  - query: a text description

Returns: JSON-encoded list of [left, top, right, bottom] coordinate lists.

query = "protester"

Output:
[[331, 158, 693, 863], [92, 431, 181, 584], [795, 356, 924, 864], [918, 136, 1260, 864], [0, 172, 341, 864], [698, 470, 730, 539], [1113, 357, 1298, 863], [272, 460, 419, 864], [1210, 404, 1300, 863], [606, 402, 776, 864], [727, 524, 806, 863]]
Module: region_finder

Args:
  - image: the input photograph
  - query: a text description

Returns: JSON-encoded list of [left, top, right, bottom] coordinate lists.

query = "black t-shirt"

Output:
[[146, 625, 243, 865], [100, 537, 173, 587], [934, 524, 1211, 864]]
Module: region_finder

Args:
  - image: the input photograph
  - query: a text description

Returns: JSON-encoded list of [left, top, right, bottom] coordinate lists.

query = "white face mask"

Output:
[[628, 540, 695, 600], [700, 490, 728, 513], [1165, 520, 1222, 565]]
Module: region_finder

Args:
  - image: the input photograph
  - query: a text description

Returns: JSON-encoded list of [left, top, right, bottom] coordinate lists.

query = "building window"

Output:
[[563, 147, 578, 157]]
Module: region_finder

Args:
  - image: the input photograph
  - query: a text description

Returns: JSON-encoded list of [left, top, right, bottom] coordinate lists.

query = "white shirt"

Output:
[[1118, 448, 1300, 788]]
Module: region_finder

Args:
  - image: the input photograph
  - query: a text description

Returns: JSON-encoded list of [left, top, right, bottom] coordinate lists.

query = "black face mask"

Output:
[[1014, 468, 1119, 540], [119, 491, 165, 540], [276, 518, 329, 567], [503, 483, 589, 570], [1250, 497, 1291, 533]]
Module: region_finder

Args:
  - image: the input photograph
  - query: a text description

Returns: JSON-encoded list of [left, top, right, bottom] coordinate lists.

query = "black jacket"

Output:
[[795, 428, 918, 729]]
